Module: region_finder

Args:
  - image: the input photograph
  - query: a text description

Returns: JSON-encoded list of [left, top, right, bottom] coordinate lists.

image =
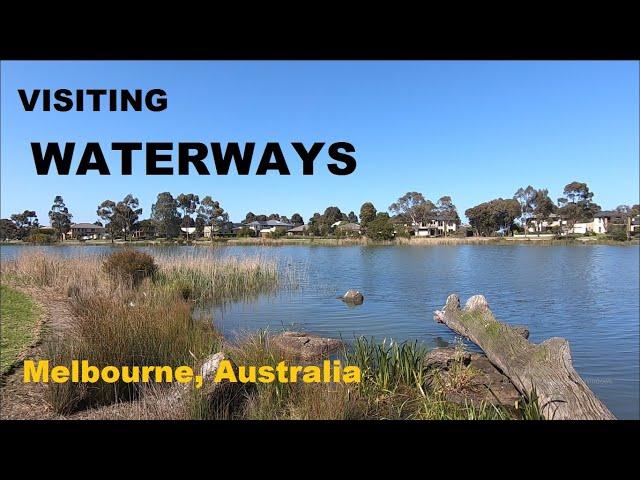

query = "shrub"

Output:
[[102, 250, 157, 286], [608, 224, 628, 242]]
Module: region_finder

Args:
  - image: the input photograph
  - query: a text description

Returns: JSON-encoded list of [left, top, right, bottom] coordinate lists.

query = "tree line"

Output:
[[1, 181, 637, 242]]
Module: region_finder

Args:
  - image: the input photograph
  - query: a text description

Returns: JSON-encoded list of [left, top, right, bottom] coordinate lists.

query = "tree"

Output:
[[267, 213, 281, 221], [513, 186, 537, 236], [533, 189, 556, 222], [245, 212, 256, 223], [465, 198, 521, 236], [176, 193, 200, 240], [322, 206, 344, 228], [151, 192, 181, 238], [291, 213, 303, 226], [557, 181, 600, 233], [255, 214, 267, 222], [97, 200, 117, 243], [137, 219, 157, 239], [389, 192, 435, 235], [359, 202, 377, 228], [198, 196, 228, 242], [308, 212, 324, 236], [347, 211, 358, 223], [49, 196, 72, 240], [10, 210, 39, 240], [0, 219, 19, 240], [366, 212, 395, 241], [435, 196, 460, 236], [115, 194, 142, 241]]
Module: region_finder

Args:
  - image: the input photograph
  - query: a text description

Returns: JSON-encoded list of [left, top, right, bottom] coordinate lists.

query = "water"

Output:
[[1, 243, 638, 419]]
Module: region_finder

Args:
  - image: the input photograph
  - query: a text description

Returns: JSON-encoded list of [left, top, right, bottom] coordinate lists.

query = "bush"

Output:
[[25, 232, 56, 244], [608, 225, 628, 242], [102, 250, 157, 285]]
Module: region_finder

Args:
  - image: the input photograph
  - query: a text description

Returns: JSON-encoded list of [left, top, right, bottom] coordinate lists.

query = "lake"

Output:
[[1, 243, 638, 419]]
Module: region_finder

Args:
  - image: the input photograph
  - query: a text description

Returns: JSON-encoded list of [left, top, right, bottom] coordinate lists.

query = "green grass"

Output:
[[0, 284, 41, 374]]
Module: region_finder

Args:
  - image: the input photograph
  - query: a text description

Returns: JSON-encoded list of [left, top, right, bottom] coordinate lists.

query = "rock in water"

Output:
[[272, 332, 343, 360], [341, 289, 364, 305]]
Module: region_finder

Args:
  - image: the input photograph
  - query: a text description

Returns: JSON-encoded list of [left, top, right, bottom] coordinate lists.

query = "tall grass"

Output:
[[153, 252, 285, 304], [45, 288, 221, 413]]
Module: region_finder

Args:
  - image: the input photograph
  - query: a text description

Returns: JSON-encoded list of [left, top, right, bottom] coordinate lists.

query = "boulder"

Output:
[[341, 289, 364, 305], [272, 332, 343, 360], [512, 325, 530, 339], [424, 347, 520, 410]]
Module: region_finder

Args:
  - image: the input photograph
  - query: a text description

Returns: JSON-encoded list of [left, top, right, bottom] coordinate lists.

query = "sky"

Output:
[[1, 61, 638, 225]]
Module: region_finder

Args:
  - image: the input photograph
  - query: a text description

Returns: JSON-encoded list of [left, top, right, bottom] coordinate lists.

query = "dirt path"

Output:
[[0, 285, 76, 419]]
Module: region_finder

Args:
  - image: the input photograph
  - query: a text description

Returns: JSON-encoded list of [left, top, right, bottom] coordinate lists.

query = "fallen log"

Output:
[[433, 294, 615, 420]]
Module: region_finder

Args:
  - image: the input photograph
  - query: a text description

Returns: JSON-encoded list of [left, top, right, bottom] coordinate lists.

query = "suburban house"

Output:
[[393, 216, 458, 237], [68, 223, 106, 240], [527, 210, 634, 235], [232, 219, 294, 236], [286, 224, 310, 236], [335, 222, 361, 235], [204, 222, 238, 238]]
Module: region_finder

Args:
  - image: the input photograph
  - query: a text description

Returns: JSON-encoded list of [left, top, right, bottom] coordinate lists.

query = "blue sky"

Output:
[[1, 61, 638, 224]]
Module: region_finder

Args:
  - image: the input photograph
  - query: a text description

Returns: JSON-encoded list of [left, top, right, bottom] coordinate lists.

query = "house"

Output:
[[393, 216, 458, 237], [232, 219, 294, 236], [68, 223, 105, 240], [259, 220, 294, 236], [335, 222, 361, 235], [592, 211, 626, 234], [204, 222, 238, 238], [527, 213, 562, 233], [287, 224, 310, 236]]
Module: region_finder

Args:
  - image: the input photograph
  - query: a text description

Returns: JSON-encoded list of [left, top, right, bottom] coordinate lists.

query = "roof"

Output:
[[71, 223, 104, 230], [244, 220, 293, 227], [287, 224, 309, 232], [594, 211, 617, 218], [336, 222, 361, 230]]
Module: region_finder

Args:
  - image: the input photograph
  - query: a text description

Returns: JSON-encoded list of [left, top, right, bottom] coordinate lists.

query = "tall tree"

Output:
[[0, 219, 19, 240], [176, 193, 200, 240], [359, 202, 377, 228], [97, 200, 117, 243], [151, 192, 181, 238], [49, 196, 72, 240], [291, 213, 304, 225], [435, 196, 460, 236], [198, 196, 228, 242], [10, 210, 38, 240], [267, 213, 281, 221], [557, 181, 600, 233], [115, 194, 142, 241], [513, 186, 537, 236], [465, 198, 521, 236], [245, 212, 257, 223], [347, 211, 359, 223], [532, 189, 557, 232], [389, 192, 435, 235]]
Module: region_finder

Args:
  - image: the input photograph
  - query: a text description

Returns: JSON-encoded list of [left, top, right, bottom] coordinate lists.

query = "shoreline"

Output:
[[2, 236, 638, 248]]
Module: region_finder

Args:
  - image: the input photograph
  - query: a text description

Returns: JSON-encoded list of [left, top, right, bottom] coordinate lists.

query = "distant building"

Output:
[[287, 224, 310, 236], [68, 223, 105, 240], [232, 219, 294, 236], [335, 222, 361, 235], [392, 216, 458, 237]]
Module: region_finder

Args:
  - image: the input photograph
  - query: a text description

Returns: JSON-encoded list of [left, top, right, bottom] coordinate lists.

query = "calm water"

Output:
[[1, 244, 638, 419]]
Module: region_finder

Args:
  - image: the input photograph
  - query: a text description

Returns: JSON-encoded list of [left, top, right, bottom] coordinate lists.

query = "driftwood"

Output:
[[434, 294, 615, 420]]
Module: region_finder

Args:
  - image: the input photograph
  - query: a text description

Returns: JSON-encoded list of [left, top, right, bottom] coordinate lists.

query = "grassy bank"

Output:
[[0, 284, 41, 374], [2, 251, 537, 420]]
